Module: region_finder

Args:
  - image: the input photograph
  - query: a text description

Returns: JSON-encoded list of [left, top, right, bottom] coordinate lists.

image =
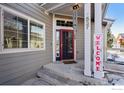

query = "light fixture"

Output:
[[72, 4, 80, 10]]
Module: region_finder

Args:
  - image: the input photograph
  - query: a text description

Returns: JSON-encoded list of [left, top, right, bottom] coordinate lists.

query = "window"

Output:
[[4, 11, 28, 48], [56, 20, 73, 27], [2, 10, 45, 52], [30, 21, 45, 48]]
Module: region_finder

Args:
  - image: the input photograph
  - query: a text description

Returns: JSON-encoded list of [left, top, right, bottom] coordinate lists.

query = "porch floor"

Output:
[[43, 60, 112, 85], [23, 60, 111, 85], [22, 60, 124, 85]]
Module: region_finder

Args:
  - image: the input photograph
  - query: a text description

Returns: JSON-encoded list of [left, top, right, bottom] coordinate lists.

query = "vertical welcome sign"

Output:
[[94, 33, 104, 79]]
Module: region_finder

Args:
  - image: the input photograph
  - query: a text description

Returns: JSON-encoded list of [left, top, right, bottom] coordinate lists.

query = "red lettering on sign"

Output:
[[96, 61, 100, 66], [96, 46, 100, 50], [96, 56, 100, 60], [96, 66, 100, 71], [95, 34, 102, 72], [96, 41, 100, 45], [96, 51, 100, 55], [96, 35, 100, 40]]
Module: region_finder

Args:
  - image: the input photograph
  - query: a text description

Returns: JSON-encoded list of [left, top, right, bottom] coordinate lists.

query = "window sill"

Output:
[[0, 48, 45, 54]]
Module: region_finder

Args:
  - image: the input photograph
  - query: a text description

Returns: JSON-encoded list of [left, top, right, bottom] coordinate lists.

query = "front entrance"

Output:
[[56, 29, 74, 61]]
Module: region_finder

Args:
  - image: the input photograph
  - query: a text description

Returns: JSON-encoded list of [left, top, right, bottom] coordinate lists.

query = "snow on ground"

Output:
[[106, 73, 124, 85], [107, 51, 124, 85], [107, 51, 124, 63]]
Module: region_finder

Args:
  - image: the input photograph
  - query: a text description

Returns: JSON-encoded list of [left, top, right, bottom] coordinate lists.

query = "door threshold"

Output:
[[62, 59, 74, 61]]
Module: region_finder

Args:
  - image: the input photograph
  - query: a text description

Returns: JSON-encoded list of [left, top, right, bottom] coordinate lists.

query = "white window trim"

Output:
[[0, 4, 46, 54], [55, 17, 73, 30]]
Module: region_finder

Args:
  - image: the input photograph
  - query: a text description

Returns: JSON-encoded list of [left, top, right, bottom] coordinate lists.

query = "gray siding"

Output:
[[76, 18, 84, 60], [0, 4, 107, 84], [0, 3, 53, 84], [0, 7, 2, 52]]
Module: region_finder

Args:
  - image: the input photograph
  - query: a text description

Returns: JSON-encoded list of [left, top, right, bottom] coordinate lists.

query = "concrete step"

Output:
[[22, 78, 50, 85], [37, 67, 84, 85], [42, 63, 109, 85], [37, 71, 66, 85]]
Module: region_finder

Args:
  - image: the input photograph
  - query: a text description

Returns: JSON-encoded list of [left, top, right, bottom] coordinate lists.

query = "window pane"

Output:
[[56, 20, 73, 27], [18, 17, 28, 48], [30, 22, 44, 48], [4, 11, 18, 48], [4, 11, 28, 48]]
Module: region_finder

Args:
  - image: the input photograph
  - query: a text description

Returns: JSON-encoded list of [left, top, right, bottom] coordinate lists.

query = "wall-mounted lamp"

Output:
[[72, 4, 80, 10]]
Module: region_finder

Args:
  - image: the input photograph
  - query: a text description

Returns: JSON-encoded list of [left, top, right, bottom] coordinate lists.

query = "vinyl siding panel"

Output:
[[0, 3, 53, 84], [76, 18, 84, 60], [0, 7, 2, 52], [77, 19, 94, 60]]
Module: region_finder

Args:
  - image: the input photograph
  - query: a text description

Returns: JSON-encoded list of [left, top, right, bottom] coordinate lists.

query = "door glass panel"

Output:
[[62, 31, 73, 59], [62, 32, 68, 59], [56, 31, 60, 60], [68, 32, 73, 53]]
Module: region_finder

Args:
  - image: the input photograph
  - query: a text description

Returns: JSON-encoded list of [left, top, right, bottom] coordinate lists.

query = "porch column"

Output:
[[52, 14, 56, 62], [84, 3, 91, 76], [93, 3, 104, 79]]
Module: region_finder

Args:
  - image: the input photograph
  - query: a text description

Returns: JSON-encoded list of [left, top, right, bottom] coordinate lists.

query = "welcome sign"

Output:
[[94, 33, 104, 79]]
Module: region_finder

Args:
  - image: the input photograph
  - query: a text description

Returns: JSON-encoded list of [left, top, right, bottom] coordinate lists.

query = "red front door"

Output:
[[56, 29, 74, 61]]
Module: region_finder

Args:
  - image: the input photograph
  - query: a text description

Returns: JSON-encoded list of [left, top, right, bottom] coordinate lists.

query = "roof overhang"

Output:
[[39, 3, 108, 20], [103, 18, 115, 26]]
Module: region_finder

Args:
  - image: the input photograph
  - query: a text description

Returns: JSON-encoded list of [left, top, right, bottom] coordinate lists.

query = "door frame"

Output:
[[53, 16, 75, 62], [57, 29, 74, 61]]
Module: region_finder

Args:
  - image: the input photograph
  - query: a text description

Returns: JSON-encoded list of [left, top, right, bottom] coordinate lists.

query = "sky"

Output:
[[106, 3, 124, 37]]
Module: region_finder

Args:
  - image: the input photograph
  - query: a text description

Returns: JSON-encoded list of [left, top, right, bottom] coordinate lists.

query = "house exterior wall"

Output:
[[0, 7, 2, 52], [77, 18, 84, 60], [0, 3, 53, 84], [0, 4, 107, 84]]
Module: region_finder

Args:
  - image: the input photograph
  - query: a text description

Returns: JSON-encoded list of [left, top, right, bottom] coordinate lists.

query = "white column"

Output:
[[84, 3, 91, 76], [52, 14, 56, 62], [93, 3, 104, 79]]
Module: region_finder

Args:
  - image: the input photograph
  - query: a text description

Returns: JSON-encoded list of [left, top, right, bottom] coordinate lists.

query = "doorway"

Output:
[[56, 29, 74, 61]]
